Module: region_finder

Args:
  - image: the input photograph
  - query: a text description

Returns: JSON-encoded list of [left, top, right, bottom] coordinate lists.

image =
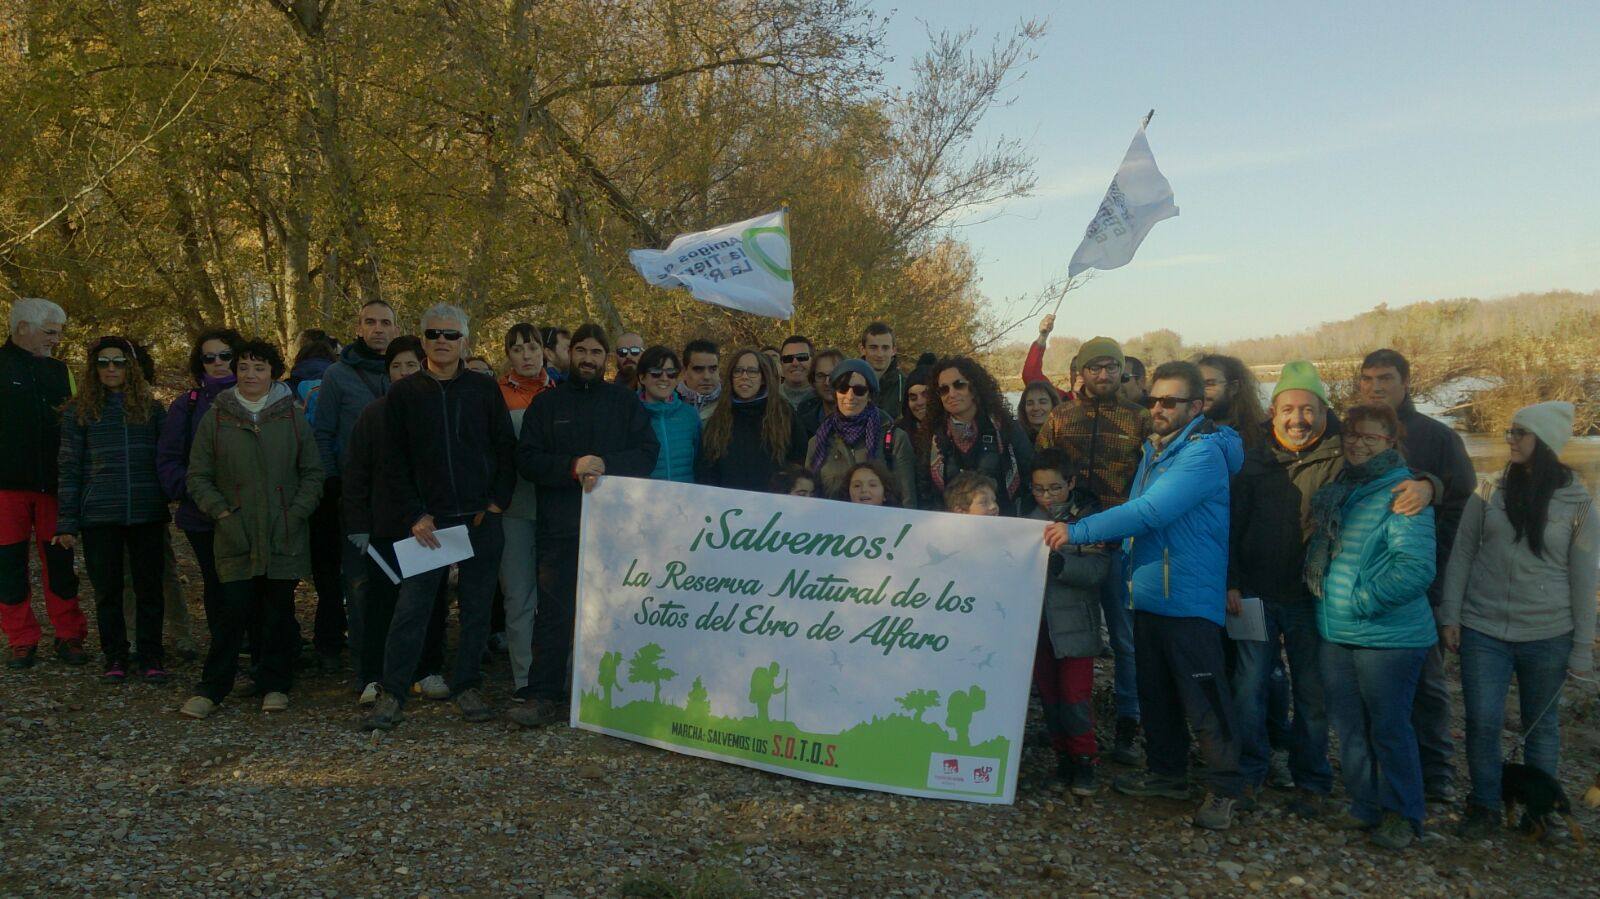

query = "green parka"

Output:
[[186, 386, 324, 584]]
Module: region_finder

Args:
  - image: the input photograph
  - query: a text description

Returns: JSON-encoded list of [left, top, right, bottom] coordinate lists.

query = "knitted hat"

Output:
[[1072, 337, 1125, 372], [1271, 360, 1328, 405], [829, 358, 880, 394], [1512, 401, 1575, 454]]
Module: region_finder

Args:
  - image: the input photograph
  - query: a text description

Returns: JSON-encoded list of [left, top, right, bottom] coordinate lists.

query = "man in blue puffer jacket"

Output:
[[1045, 360, 1245, 830]]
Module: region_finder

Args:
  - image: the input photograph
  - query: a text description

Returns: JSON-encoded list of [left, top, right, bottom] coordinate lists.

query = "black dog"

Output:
[[1502, 763, 1586, 847]]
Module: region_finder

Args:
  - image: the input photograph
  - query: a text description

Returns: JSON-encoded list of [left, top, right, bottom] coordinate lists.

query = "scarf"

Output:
[[677, 380, 721, 414], [733, 389, 768, 407], [779, 382, 814, 408], [1304, 448, 1406, 598], [498, 369, 549, 412], [809, 405, 883, 473], [928, 414, 1022, 501]]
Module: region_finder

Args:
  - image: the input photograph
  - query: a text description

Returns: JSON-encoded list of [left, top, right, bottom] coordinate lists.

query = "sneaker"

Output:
[[507, 697, 562, 729], [358, 682, 380, 706], [53, 638, 88, 665], [1112, 770, 1192, 800], [456, 687, 496, 722], [1110, 717, 1143, 766], [1288, 789, 1326, 819], [1068, 756, 1101, 797], [1454, 804, 1500, 841], [1425, 779, 1458, 803], [141, 666, 169, 684], [363, 693, 403, 731], [102, 662, 128, 684], [1267, 749, 1294, 790], [1194, 794, 1236, 831], [418, 674, 451, 701], [261, 691, 289, 712], [1235, 785, 1259, 813], [511, 685, 535, 704], [7, 645, 37, 669], [179, 695, 217, 719], [1370, 812, 1415, 850]]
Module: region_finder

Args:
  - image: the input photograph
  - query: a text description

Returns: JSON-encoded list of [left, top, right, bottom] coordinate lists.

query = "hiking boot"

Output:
[[141, 665, 169, 685], [1235, 786, 1259, 813], [456, 688, 496, 722], [1425, 779, 1457, 804], [1288, 789, 1326, 819], [261, 691, 289, 712], [54, 638, 87, 665], [1068, 756, 1101, 797], [358, 682, 379, 706], [8, 644, 37, 669], [1112, 770, 1192, 800], [1455, 804, 1500, 841], [1110, 717, 1143, 766], [1333, 811, 1377, 832], [1193, 794, 1236, 831], [363, 693, 403, 731], [417, 674, 450, 700], [102, 662, 128, 684], [179, 696, 216, 719], [507, 697, 562, 729], [1370, 812, 1415, 850], [1267, 749, 1294, 790]]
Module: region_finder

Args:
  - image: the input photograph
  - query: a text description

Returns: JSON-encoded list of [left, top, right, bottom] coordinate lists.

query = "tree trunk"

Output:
[[559, 185, 622, 335]]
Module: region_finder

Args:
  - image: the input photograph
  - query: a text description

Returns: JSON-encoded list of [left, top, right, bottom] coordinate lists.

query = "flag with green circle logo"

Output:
[[629, 209, 795, 318]]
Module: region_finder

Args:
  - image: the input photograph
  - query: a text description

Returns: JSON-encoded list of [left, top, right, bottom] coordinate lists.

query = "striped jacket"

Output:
[[1034, 395, 1151, 509], [55, 392, 169, 534]]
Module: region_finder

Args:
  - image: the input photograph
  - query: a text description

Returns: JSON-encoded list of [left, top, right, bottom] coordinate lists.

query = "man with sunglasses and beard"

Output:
[[1035, 336, 1151, 765], [776, 336, 815, 410], [363, 304, 517, 731], [509, 323, 659, 728], [1045, 360, 1246, 830], [612, 331, 645, 390]]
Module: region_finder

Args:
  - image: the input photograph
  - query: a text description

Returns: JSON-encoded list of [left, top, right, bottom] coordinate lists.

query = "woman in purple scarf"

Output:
[[805, 359, 916, 506]]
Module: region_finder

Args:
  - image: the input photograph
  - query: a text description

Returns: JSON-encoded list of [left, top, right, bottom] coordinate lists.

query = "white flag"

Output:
[[629, 210, 794, 319], [1067, 118, 1178, 278]]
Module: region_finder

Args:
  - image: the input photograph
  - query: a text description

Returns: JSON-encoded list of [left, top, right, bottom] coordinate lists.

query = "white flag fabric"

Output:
[[1066, 122, 1178, 278], [629, 210, 794, 319]]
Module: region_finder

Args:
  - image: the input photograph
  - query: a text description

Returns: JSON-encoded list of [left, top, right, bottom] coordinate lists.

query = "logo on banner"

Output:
[[927, 753, 1001, 793]]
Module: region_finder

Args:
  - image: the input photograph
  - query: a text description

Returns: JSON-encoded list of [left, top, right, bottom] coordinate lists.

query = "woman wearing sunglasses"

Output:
[[1305, 402, 1438, 850], [52, 337, 170, 684], [919, 356, 1032, 515], [805, 359, 916, 505], [697, 348, 805, 492], [636, 345, 700, 484], [1440, 402, 1597, 840]]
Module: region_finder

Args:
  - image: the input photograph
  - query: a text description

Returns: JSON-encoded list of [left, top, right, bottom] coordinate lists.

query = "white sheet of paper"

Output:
[[1226, 596, 1268, 643], [393, 525, 474, 579], [366, 544, 401, 586]]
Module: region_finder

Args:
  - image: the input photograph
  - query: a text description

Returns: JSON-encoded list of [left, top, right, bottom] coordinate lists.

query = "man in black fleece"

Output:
[[509, 323, 658, 727], [363, 304, 515, 730]]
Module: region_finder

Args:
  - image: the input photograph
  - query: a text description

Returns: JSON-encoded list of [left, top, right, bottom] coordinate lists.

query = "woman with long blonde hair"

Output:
[[695, 347, 805, 491]]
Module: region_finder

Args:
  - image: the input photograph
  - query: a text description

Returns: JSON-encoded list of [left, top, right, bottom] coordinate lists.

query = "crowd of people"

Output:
[[3, 296, 1595, 848]]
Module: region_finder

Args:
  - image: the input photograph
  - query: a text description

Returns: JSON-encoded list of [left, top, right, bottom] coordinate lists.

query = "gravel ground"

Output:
[[3, 570, 1598, 898]]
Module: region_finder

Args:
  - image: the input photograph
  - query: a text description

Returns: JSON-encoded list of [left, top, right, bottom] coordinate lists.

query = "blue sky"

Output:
[[876, 1, 1600, 344]]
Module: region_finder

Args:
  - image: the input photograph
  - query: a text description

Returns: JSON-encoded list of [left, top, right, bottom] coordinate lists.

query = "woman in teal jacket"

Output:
[[1305, 403, 1436, 850], [637, 346, 699, 483]]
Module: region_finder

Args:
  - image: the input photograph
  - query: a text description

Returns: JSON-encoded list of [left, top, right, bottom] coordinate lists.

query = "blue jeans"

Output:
[[1101, 547, 1138, 721], [1232, 600, 1332, 793], [1459, 627, 1571, 811], [1321, 642, 1428, 834]]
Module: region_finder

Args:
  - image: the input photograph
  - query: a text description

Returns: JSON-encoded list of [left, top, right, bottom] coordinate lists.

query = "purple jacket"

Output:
[[156, 374, 235, 531]]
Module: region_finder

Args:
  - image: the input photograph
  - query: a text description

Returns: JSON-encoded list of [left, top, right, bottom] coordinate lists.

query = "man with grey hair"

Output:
[[363, 303, 516, 730], [1, 298, 88, 667]]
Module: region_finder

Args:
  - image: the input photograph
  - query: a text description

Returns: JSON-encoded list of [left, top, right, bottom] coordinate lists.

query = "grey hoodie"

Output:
[[1438, 475, 1598, 672]]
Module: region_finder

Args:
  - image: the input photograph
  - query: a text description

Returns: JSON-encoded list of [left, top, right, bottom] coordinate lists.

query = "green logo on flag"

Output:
[[741, 226, 792, 282]]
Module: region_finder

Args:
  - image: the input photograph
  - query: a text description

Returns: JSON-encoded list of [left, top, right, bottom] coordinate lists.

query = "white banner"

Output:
[[571, 478, 1047, 804], [628, 209, 795, 319], [1067, 116, 1179, 277]]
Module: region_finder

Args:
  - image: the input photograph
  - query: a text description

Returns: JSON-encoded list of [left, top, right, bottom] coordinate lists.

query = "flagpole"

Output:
[[1049, 109, 1159, 318], [1143, 108, 1155, 128]]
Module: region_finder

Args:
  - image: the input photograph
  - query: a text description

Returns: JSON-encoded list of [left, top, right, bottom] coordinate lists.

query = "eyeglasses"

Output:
[[1342, 432, 1394, 448], [732, 366, 762, 377], [95, 357, 129, 369], [1083, 361, 1121, 375], [1142, 395, 1193, 410], [424, 329, 463, 341], [780, 352, 811, 364], [616, 347, 643, 358], [835, 383, 870, 397], [1030, 482, 1069, 497], [645, 368, 679, 379], [1505, 427, 1530, 440], [201, 351, 234, 364], [937, 379, 970, 396]]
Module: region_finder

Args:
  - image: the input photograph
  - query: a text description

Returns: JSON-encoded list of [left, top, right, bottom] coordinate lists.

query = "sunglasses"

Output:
[[937, 379, 970, 396], [201, 350, 235, 364], [95, 357, 129, 369], [834, 383, 870, 397], [780, 352, 811, 364], [616, 347, 643, 358], [1142, 395, 1194, 410], [646, 368, 679, 379], [424, 329, 463, 341]]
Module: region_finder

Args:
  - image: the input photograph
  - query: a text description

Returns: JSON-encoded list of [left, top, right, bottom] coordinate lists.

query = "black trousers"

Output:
[[1135, 611, 1245, 798], [529, 536, 578, 702], [309, 480, 346, 653], [81, 521, 167, 666], [357, 552, 450, 686], [196, 577, 297, 703]]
